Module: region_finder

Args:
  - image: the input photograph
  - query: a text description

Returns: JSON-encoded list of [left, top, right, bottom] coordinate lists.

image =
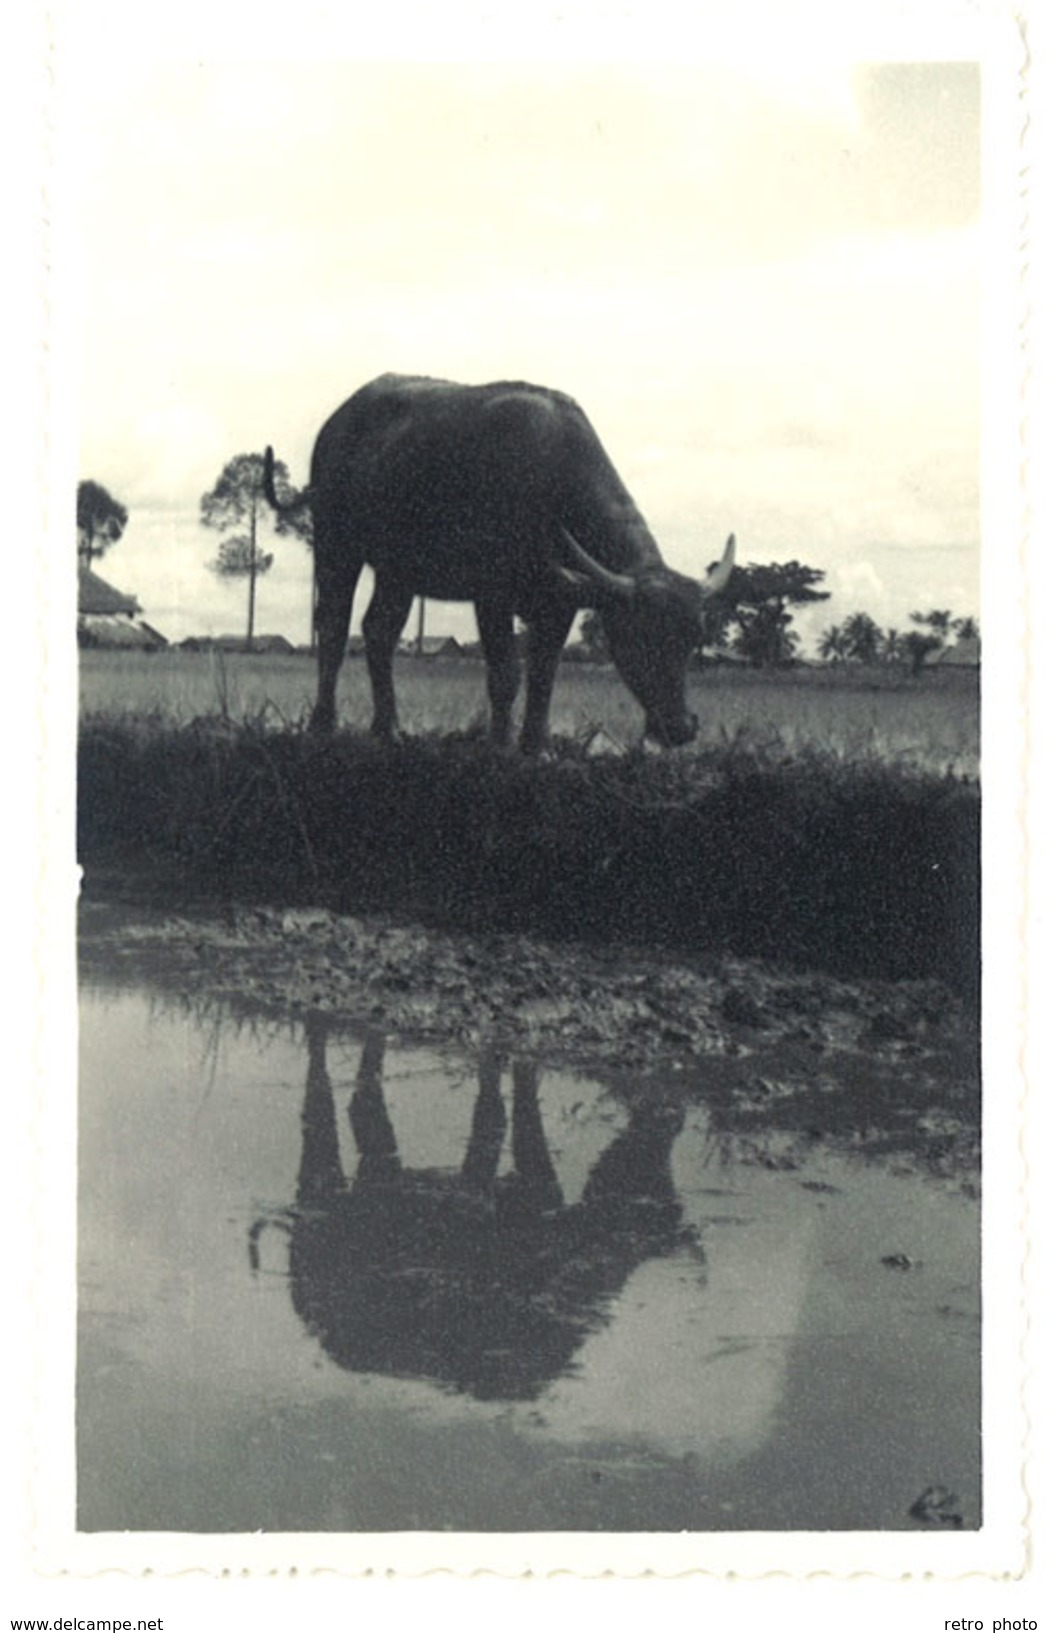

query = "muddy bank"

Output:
[[79, 890, 979, 1184]]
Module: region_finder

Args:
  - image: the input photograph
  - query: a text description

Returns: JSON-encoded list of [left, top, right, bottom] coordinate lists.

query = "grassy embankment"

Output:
[[78, 651, 980, 992]]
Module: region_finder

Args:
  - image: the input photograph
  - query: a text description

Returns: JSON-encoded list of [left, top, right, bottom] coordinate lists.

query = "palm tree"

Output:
[[841, 611, 883, 665], [817, 624, 848, 664], [880, 628, 903, 665], [911, 608, 954, 639]]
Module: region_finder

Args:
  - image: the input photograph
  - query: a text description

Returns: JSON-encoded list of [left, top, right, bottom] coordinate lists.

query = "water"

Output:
[[78, 984, 980, 1533]]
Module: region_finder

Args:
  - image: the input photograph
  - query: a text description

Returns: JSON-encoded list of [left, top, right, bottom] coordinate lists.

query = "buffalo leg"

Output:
[[461, 1051, 507, 1191], [362, 577, 414, 739], [520, 603, 575, 755], [510, 1061, 563, 1208], [474, 598, 521, 749], [296, 1012, 347, 1206], [312, 551, 361, 734], [349, 1031, 402, 1184]]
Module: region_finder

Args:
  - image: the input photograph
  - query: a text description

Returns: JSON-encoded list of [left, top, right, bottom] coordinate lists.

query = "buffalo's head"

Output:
[[557, 530, 736, 747]]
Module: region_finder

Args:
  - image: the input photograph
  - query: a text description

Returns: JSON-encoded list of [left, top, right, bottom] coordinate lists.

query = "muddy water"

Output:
[[78, 984, 979, 1533]]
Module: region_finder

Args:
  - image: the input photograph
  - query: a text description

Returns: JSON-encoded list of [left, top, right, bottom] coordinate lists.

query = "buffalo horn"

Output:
[[558, 527, 636, 601], [702, 534, 736, 597]]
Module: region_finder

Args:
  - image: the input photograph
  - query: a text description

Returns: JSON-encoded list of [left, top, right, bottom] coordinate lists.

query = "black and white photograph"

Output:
[[16, 0, 1038, 1596]]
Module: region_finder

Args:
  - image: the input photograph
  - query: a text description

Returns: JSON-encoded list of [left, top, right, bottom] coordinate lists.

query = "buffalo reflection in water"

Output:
[[250, 1014, 702, 1401]]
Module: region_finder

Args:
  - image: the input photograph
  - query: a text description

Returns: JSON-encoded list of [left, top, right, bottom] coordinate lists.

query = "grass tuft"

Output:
[[78, 714, 979, 994]]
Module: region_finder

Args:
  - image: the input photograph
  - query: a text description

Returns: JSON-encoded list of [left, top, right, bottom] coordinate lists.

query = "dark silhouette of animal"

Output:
[[263, 374, 735, 752], [249, 1015, 700, 1401]]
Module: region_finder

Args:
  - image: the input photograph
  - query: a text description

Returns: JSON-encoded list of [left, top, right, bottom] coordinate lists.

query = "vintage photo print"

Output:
[[25, 0, 1034, 1590]]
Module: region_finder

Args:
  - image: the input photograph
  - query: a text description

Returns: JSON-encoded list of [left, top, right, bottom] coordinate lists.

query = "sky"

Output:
[[73, 56, 983, 650]]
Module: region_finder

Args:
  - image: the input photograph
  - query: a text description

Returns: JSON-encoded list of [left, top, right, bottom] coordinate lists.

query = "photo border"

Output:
[[23, 0, 1034, 1586]]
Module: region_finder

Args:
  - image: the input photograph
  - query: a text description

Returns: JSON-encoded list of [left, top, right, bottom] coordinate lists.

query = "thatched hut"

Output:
[[77, 567, 167, 650]]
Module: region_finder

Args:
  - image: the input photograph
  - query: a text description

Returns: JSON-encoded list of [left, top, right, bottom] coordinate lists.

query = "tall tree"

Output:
[[201, 452, 308, 650], [77, 480, 128, 566], [725, 562, 830, 667], [952, 615, 980, 640]]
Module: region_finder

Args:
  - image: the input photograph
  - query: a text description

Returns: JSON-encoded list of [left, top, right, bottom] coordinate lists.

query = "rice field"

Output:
[[79, 649, 980, 780]]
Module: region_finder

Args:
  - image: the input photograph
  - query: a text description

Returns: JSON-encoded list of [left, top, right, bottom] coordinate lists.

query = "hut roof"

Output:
[[929, 636, 981, 668], [78, 614, 163, 649], [78, 566, 140, 617]]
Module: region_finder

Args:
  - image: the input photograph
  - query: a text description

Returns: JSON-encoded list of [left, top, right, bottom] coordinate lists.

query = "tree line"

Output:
[[581, 560, 832, 668], [581, 563, 976, 672], [816, 610, 979, 674], [78, 461, 977, 668]]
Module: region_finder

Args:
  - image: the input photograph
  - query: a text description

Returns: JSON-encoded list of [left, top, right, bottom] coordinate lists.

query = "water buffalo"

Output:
[[264, 374, 735, 752], [249, 1016, 699, 1401]]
